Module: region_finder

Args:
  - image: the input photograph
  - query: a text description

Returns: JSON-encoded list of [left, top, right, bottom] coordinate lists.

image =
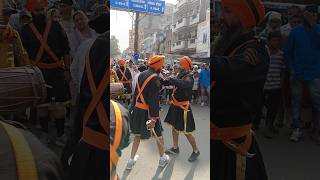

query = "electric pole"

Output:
[[134, 12, 140, 53]]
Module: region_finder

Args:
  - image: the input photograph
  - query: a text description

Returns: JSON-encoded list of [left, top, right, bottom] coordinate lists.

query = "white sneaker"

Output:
[[159, 154, 170, 167], [55, 134, 67, 147], [201, 102, 205, 107], [126, 155, 139, 170], [290, 128, 301, 142]]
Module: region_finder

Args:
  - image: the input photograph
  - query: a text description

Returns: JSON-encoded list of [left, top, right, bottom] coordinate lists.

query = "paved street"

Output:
[[256, 109, 320, 180], [117, 104, 210, 180]]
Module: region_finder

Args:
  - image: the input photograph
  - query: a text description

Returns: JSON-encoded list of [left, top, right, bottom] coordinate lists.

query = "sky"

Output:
[[110, 0, 178, 52]]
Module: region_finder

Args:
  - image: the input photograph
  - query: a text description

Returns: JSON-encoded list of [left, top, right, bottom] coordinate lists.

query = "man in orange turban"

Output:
[[116, 59, 133, 105], [20, 0, 71, 147], [212, 0, 269, 179], [163, 56, 200, 162], [25, 0, 48, 12], [126, 55, 170, 169]]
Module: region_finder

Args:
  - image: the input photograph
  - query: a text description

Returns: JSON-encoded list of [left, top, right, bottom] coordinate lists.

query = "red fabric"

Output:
[[26, 0, 48, 12], [179, 56, 193, 70], [118, 59, 125, 66]]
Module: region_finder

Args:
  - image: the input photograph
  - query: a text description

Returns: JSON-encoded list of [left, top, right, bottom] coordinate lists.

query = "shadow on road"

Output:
[[120, 169, 132, 180], [184, 160, 199, 180], [152, 155, 177, 180]]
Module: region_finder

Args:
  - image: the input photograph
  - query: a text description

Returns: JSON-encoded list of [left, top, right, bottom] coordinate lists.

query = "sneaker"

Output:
[[201, 102, 205, 107], [188, 150, 200, 162], [159, 154, 170, 167], [55, 134, 67, 147], [290, 128, 301, 142], [126, 155, 139, 170], [165, 147, 180, 154]]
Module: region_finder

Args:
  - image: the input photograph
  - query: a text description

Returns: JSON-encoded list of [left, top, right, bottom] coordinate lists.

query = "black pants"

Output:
[[192, 90, 199, 102], [264, 90, 281, 129]]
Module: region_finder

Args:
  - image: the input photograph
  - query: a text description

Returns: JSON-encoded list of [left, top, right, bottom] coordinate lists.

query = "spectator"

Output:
[[131, 64, 140, 93], [284, 5, 320, 143], [259, 11, 282, 41], [59, 0, 74, 37], [277, 7, 302, 128], [192, 65, 200, 104], [262, 31, 286, 138], [281, 6, 303, 39], [199, 63, 210, 106], [47, 8, 60, 22], [18, 11, 32, 29], [69, 10, 97, 57]]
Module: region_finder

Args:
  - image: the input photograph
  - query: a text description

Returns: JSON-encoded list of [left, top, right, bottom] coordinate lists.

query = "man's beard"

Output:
[[213, 22, 243, 56], [32, 13, 46, 32]]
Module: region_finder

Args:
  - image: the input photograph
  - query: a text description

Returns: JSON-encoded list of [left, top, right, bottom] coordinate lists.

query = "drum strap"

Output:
[[29, 21, 64, 69], [81, 45, 109, 150], [135, 73, 157, 111], [0, 121, 38, 180], [110, 100, 123, 178]]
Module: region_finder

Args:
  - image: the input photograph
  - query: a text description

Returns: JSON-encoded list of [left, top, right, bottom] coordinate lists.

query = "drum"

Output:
[[110, 83, 125, 96], [0, 66, 47, 113]]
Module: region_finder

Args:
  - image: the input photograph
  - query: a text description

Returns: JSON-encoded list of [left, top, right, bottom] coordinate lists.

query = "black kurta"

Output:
[[20, 20, 70, 102], [130, 69, 163, 139], [116, 67, 132, 94], [61, 32, 108, 180], [164, 71, 196, 133], [212, 32, 269, 180]]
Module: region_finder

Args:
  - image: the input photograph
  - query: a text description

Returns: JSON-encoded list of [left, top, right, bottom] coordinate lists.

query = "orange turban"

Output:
[[26, 0, 48, 12], [147, 55, 165, 70], [222, 0, 265, 28], [118, 59, 125, 66], [179, 56, 193, 70]]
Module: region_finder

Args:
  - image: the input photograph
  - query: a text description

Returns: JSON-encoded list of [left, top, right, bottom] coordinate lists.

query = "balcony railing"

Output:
[[171, 40, 186, 51], [188, 39, 196, 49], [189, 14, 199, 25]]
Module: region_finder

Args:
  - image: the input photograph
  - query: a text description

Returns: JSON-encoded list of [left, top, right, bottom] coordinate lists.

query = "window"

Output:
[[192, 14, 197, 19], [203, 33, 207, 44], [190, 39, 195, 43]]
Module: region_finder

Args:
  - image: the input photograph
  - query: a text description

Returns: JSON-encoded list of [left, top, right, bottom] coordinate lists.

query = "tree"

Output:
[[110, 35, 121, 59]]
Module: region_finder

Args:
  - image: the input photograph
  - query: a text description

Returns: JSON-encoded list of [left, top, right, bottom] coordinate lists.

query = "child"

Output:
[[263, 31, 286, 138]]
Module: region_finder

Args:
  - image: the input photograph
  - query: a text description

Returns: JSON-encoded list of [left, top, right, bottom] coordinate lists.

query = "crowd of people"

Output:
[[0, 0, 108, 179], [110, 59, 211, 107]]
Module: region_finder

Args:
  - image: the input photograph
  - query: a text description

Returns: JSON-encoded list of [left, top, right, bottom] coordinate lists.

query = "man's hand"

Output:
[[146, 119, 156, 130]]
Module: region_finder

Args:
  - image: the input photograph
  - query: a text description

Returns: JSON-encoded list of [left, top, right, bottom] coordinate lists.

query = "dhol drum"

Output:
[[0, 66, 47, 113], [110, 83, 125, 96]]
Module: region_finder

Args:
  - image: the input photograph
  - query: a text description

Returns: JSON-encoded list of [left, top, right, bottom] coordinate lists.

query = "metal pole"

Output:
[[134, 12, 140, 53]]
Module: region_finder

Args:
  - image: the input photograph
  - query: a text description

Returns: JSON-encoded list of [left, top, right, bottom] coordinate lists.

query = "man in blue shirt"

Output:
[[199, 63, 210, 106], [284, 5, 320, 143]]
